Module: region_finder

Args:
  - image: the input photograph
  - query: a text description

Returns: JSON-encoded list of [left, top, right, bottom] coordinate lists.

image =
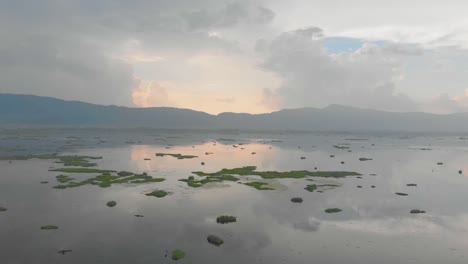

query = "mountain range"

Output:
[[1, 94, 468, 132]]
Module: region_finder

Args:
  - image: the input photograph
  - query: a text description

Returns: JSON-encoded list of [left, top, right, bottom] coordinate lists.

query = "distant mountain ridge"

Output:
[[1, 94, 468, 132]]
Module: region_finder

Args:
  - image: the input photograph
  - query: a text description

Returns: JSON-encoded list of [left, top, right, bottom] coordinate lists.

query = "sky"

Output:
[[1, 0, 468, 114]]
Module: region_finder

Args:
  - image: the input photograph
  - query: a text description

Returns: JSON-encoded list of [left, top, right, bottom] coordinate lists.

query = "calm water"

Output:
[[1, 129, 468, 264]]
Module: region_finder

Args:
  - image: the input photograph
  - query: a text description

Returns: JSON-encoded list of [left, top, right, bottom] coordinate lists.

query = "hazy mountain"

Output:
[[1, 94, 468, 132]]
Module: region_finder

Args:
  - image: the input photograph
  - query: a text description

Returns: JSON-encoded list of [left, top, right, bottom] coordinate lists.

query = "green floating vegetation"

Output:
[[156, 153, 198, 159], [333, 145, 350, 150], [106, 201, 117, 207], [305, 184, 317, 192], [53, 173, 165, 189], [41, 225, 59, 230], [207, 235, 224, 246], [145, 190, 168, 198], [193, 166, 361, 179], [56, 175, 73, 183], [0, 154, 101, 167], [179, 175, 239, 188], [50, 168, 115, 174], [172, 249, 186, 261], [244, 182, 274, 190], [325, 208, 342, 213], [216, 215, 237, 224]]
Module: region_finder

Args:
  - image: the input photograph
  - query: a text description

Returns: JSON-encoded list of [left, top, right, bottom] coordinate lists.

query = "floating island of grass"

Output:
[[53, 171, 165, 189], [304, 183, 341, 193], [41, 225, 59, 230], [172, 249, 186, 260], [192, 166, 361, 179], [50, 168, 115, 174], [244, 182, 274, 190], [145, 190, 168, 198], [216, 215, 237, 224], [155, 153, 198, 159], [0, 154, 102, 167], [179, 175, 239, 188]]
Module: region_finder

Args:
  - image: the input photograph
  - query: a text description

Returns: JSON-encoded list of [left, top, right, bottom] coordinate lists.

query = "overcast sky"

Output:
[[1, 0, 468, 114]]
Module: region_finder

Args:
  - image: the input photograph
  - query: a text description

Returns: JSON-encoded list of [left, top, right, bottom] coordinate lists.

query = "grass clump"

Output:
[[216, 215, 237, 224], [325, 208, 342, 213], [145, 190, 168, 198], [244, 182, 274, 190], [172, 249, 185, 260], [156, 153, 198, 159], [41, 225, 59, 230], [305, 184, 317, 192]]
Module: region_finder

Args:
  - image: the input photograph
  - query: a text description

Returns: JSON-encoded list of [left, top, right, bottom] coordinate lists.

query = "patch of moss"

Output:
[[41, 225, 59, 230], [244, 182, 274, 190], [325, 208, 342, 213], [155, 153, 198, 159], [216, 215, 237, 224], [145, 190, 168, 198], [193, 166, 360, 179], [172, 249, 185, 260]]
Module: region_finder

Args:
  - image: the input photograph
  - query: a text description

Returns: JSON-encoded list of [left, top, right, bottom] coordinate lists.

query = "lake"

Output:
[[1, 128, 468, 264]]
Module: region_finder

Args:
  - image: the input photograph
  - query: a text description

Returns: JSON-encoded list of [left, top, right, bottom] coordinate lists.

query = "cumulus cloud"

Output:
[[256, 27, 419, 112], [0, 0, 275, 108]]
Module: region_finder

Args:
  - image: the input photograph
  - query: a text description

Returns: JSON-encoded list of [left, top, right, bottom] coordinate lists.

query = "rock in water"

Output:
[[106, 201, 117, 207], [207, 235, 224, 246], [291, 197, 303, 203]]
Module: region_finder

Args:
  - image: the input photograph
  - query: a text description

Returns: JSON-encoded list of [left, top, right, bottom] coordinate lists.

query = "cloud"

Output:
[[0, 0, 274, 108], [132, 80, 173, 107], [256, 27, 419, 112]]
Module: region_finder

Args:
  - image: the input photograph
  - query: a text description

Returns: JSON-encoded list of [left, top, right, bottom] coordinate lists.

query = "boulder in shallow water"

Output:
[[106, 201, 117, 207], [291, 197, 303, 203], [207, 235, 224, 246]]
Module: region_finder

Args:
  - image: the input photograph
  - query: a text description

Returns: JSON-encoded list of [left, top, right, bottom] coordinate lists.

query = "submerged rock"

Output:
[[106, 201, 117, 207], [410, 209, 426, 214], [325, 208, 342, 213], [41, 225, 59, 230], [291, 197, 303, 203], [395, 192, 408, 196], [216, 215, 237, 224], [459, 170, 463, 174], [201, 162, 205, 165], [117, 171, 134, 176], [207, 235, 224, 246]]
